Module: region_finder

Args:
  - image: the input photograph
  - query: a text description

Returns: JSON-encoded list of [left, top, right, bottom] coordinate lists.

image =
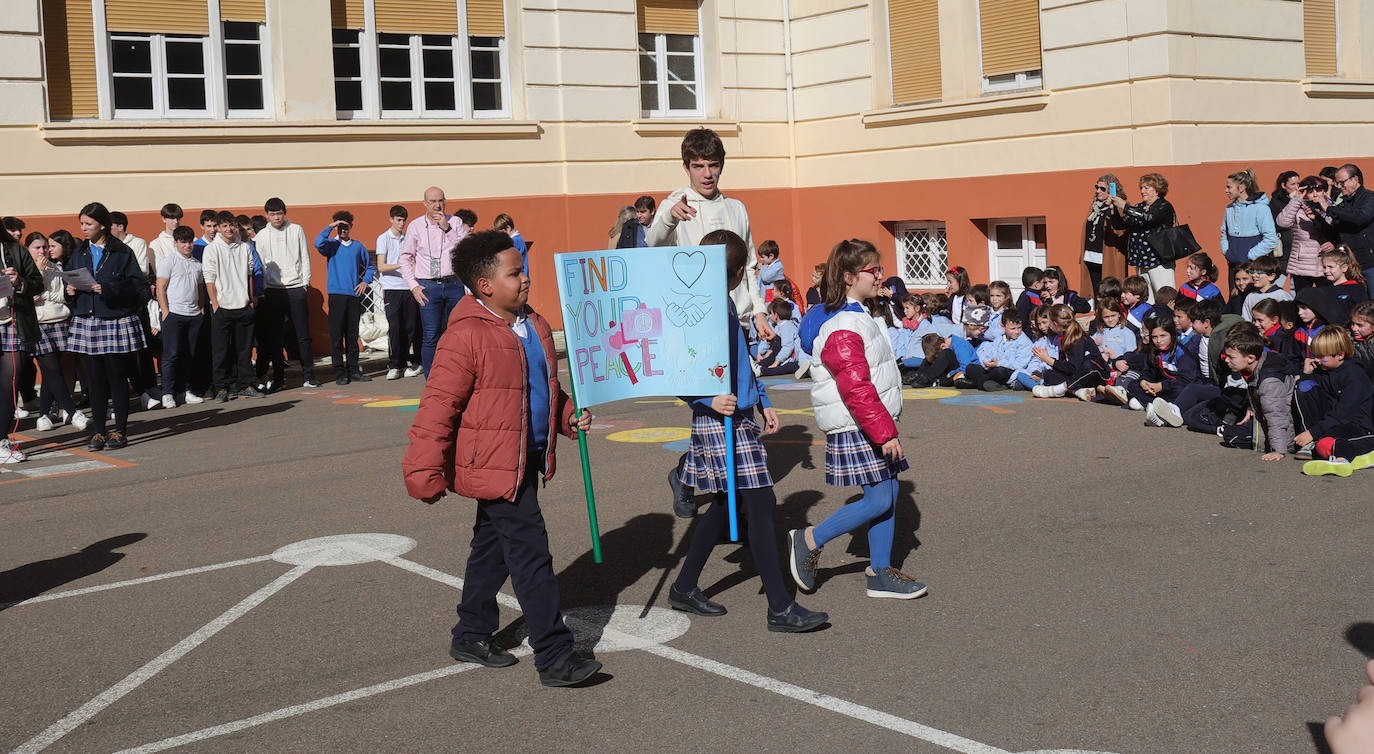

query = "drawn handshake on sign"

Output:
[[663, 294, 712, 327]]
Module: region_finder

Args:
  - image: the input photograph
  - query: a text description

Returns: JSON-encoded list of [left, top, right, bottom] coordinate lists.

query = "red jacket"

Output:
[[403, 297, 576, 502], [820, 330, 899, 445]]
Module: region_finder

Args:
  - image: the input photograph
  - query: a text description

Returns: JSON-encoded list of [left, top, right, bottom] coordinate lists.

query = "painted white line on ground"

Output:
[[109, 658, 509, 754], [1, 555, 277, 609], [359, 549, 521, 612], [13, 557, 323, 754], [640, 643, 1010, 754], [14, 460, 113, 477]]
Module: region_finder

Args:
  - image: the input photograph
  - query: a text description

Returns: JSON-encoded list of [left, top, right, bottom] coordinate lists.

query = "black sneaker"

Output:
[[449, 637, 517, 668], [538, 653, 602, 688], [787, 529, 821, 592], [982, 380, 1008, 391], [766, 601, 828, 633], [335, 372, 350, 386], [237, 386, 266, 398], [214, 389, 230, 403], [87, 432, 105, 451], [104, 430, 128, 450], [953, 376, 977, 389], [667, 584, 726, 616], [349, 371, 372, 383]]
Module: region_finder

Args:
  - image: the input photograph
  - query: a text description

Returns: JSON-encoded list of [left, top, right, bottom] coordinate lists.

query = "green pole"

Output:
[[567, 379, 603, 564]]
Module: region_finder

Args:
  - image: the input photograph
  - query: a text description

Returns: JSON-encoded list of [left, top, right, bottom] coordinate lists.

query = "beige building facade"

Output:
[[4, 0, 1374, 318]]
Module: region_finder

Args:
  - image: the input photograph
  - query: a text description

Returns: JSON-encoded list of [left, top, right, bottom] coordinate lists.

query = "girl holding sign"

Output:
[[789, 239, 927, 600], [669, 229, 828, 633]]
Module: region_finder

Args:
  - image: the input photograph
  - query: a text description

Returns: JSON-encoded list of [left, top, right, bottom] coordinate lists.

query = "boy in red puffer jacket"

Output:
[[403, 230, 598, 688]]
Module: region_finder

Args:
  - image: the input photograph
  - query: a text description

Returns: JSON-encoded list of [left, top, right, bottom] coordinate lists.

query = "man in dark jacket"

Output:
[[1319, 163, 1374, 294], [616, 195, 656, 249]]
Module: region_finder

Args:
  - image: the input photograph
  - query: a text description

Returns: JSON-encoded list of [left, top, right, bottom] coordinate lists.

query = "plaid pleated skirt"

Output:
[[0, 320, 25, 352], [31, 320, 70, 356], [680, 412, 773, 493], [66, 315, 146, 355], [825, 429, 909, 487]]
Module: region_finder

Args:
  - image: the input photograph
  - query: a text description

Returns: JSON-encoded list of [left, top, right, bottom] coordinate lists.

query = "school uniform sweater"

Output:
[[1097, 324, 1137, 360], [1179, 280, 1223, 302], [313, 228, 377, 296], [1142, 344, 1201, 388], [1306, 360, 1374, 441], [646, 186, 764, 321], [1048, 335, 1108, 379], [976, 333, 1034, 373], [1241, 285, 1292, 322]]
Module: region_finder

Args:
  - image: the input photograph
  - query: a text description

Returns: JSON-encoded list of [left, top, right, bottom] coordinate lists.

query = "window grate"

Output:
[[895, 221, 948, 288]]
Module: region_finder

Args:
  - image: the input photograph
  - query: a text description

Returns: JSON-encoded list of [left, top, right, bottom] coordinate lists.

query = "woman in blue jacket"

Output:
[[65, 202, 148, 451], [1221, 167, 1279, 292]]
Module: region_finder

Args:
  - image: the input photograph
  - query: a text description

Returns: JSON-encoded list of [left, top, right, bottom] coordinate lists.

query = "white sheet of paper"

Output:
[[60, 268, 97, 291]]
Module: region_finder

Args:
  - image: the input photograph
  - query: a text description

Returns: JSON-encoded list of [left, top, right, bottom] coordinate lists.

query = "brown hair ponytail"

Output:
[[822, 238, 880, 312]]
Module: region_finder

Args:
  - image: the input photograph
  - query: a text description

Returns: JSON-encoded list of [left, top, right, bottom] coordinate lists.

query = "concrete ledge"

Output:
[[631, 119, 740, 136], [861, 90, 1050, 128], [1303, 78, 1374, 99], [39, 120, 543, 145]]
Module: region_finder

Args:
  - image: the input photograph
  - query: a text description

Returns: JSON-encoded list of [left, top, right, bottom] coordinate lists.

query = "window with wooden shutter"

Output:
[[330, 0, 365, 30], [1304, 0, 1337, 77], [978, 0, 1041, 82], [637, 0, 699, 35], [105, 0, 210, 36], [468, 0, 505, 37], [374, 0, 458, 36], [42, 0, 99, 119], [889, 0, 940, 105], [220, 0, 265, 24]]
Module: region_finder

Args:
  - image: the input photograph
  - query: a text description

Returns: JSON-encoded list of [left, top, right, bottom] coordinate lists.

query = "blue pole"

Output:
[[725, 414, 738, 542]]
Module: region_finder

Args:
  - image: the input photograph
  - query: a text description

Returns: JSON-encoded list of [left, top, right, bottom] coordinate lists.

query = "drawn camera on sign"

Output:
[[621, 304, 662, 339]]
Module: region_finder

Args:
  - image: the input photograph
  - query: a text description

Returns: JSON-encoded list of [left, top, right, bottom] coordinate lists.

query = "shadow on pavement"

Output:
[[494, 513, 676, 658], [0, 533, 147, 610], [124, 400, 300, 446], [764, 423, 816, 483], [1345, 622, 1374, 658], [1306, 721, 1334, 754]]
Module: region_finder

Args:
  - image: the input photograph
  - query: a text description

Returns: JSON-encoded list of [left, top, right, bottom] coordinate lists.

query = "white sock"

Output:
[[1052, 383, 1068, 397]]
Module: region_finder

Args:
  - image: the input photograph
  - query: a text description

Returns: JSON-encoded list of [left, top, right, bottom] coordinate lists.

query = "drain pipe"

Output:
[[781, 0, 797, 189]]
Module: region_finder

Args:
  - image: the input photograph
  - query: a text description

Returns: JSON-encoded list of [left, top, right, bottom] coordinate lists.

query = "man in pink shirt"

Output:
[[399, 186, 467, 377]]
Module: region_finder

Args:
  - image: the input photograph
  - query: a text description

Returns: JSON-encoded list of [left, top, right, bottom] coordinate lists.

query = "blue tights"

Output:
[[811, 477, 898, 569]]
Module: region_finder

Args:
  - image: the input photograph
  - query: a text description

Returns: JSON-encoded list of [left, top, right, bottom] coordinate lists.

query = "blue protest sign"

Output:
[[556, 245, 730, 408]]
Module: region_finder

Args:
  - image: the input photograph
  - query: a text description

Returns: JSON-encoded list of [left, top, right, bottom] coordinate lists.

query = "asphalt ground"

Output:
[[2, 364, 1371, 754]]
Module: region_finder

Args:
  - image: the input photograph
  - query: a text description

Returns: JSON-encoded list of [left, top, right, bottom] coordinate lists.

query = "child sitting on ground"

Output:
[[1218, 323, 1296, 461], [1241, 255, 1291, 321], [1015, 266, 1044, 324], [1094, 296, 1138, 363], [1031, 304, 1108, 400], [946, 265, 972, 324], [756, 298, 808, 377], [968, 309, 1033, 391], [987, 280, 1014, 340], [1292, 325, 1374, 464], [1225, 266, 1254, 318], [925, 293, 962, 338], [1178, 252, 1224, 303], [904, 305, 991, 388], [1252, 297, 1303, 373], [1042, 266, 1091, 313], [1349, 301, 1374, 381], [1121, 275, 1153, 333]]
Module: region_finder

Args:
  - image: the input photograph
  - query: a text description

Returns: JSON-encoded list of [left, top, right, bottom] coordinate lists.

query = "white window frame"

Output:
[[974, 0, 1044, 95], [468, 35, 510, 118], [638, 32, 704, 118], [332, 28, 368, 119], [108, 32, 214, 119], [221, 20, 272, 118], [895, 221, 949, 289]]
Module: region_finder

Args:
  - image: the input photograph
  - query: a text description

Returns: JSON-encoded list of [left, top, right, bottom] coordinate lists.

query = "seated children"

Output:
[[1042, 266, 1090, 313], [1218, 323, 1297, 461], [1178, 252, 1224, 303], [757, 298, 807, 377], [1133, 318, 1203, 426], [1318, 246, 1370, 323], [1097, 275, 1122, 304], [1121, 275, 1153, 333], [987, 280, 1014, 340], [1241, 255, 1291, 321], [757, 240, 784, 300], [968, 309, 1033, 390], [1294, 286, 1343, 355], [1177, 298, 1249, 435], [805, 263, 824, 307], [1350, 301, 1374, 381], [1292, 325, 1374, 464], [1014, 304, 1057, 390], [1251, 297, 1303, 373], [905, 305, 990, 387], [1225, 266, 1254, 318], [924, 293, 962, 338], [1030, 304, 1109, 400], [946, 265, 971, 324], [864, 296, 910, 364], [1093, 296, 1137, 362], [1015, 266, 1044, 324], [900, 293, 926, 331]]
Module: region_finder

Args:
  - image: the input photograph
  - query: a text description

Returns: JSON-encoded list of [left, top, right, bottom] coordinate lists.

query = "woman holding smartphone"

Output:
[[1083, 174, 1128, 296], [1108, 172, 1177, 297]]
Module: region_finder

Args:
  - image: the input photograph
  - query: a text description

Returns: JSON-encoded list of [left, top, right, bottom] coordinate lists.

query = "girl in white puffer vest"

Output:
[[786, 239, 927, 601]]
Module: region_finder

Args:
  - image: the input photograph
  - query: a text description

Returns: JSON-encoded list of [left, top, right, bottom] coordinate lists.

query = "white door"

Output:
[[987, 217, 1047, 297]]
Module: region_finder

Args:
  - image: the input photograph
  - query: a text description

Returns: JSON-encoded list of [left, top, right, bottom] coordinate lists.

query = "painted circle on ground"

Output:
[[519, 605, 690, 653], [271, 533, 417, 566], [903, 387, 960, 399], [938, 393, 1024, 407], [607, 427, 691, 443], [663, 438, 691, 452], [364, 398, 420, 408], [1016, 750, 1120, 754], [769, 382, 814, 391], [586, 418, 646, 433]]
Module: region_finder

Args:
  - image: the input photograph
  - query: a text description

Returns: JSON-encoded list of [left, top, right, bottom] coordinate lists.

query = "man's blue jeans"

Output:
[[418, 278, 466, 377]]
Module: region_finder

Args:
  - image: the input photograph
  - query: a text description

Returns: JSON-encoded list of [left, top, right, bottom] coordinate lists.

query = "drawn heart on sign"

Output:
[[672, 250, 706, 288]]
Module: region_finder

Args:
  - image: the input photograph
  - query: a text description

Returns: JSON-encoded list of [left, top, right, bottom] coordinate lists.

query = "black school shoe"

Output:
[[449, 637, 517, 668], [349, 371, 372, 383], [766, 601, 828, 633], [104, 430, 128, 450], [667, 584, 726, 616], [668, 456, 696, 518], [538, 652, 602, 687], [88, 432, 105, 451]]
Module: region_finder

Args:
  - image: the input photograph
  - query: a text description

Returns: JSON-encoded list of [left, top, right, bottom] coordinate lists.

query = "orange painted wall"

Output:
[[16, 155, 1364, 338]]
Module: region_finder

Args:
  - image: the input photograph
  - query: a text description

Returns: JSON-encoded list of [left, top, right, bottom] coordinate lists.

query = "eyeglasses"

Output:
[[1339, 176, 1359, 186], [858, 266, 883, 278]]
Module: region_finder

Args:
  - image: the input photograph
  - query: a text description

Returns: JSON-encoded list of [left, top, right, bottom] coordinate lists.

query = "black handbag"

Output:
[[1147, 217, 1201, 262]]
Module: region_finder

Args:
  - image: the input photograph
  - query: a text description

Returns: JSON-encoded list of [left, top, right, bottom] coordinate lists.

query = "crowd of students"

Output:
[[0, 198, 528, 463]]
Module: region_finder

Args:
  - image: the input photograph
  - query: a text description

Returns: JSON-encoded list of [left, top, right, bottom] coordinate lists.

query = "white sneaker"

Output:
[[386, 368, 402, 380], [69, 410, 89, 430], [183, 392, 205, 404], [795, 359, 811, 379], [0, 439, 26, 464], [161, 394, 177, 409], [1073, 387, 1096, 402], [1144, 401, 1160, 425], [1153, 398, 1184, 427], [142, 392, 160, 410], [12, 406, 29, 419], [35, 414, 55, 431], [1127, 398, 1144, 411], [403, 365, 423, 378], [1031, 385, 1058, 398], [1098, 385, 1128, 405]]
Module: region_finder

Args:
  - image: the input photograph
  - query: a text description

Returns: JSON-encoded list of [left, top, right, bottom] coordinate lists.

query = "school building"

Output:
[[5, 0, 1374, 327]]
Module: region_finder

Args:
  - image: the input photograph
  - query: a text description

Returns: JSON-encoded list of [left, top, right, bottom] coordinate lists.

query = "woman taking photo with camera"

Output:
[[1108, 172, 1176, 297], [1277, 175, 1335, 292]]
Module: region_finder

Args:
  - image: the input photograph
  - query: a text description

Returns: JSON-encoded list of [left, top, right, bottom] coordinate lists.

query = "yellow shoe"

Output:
[[1349, 451, 1374, 471], [1303, 458, 1354, 477]]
